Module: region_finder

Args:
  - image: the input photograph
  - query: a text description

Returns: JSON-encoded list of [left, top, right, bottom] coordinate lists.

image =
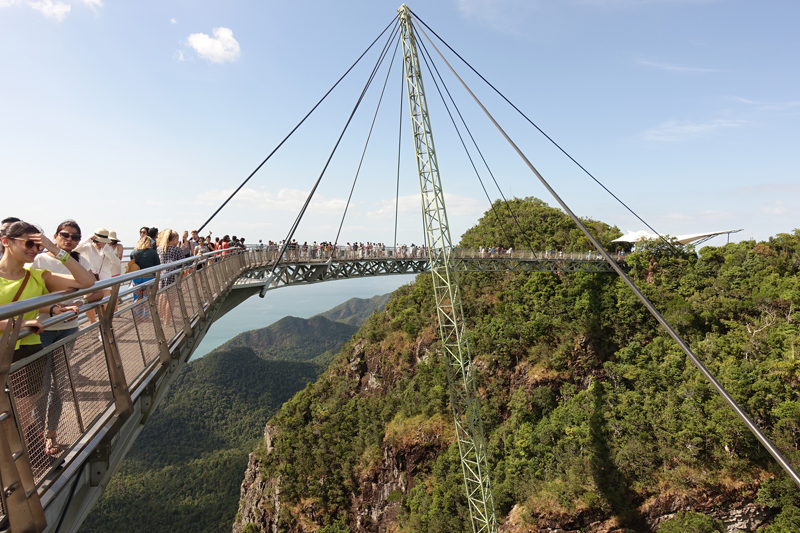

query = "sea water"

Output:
[[190, 275, 415, 360]]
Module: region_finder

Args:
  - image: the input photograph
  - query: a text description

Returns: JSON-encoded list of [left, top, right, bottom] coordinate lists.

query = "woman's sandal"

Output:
[[44, 432, 62, 456]]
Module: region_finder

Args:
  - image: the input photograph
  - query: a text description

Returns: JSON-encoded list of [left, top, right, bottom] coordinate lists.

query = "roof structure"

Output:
[[612, 229, 744, 246]]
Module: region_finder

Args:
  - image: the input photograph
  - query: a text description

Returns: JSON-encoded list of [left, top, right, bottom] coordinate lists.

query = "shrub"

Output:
[[658, 511, 724, 533]]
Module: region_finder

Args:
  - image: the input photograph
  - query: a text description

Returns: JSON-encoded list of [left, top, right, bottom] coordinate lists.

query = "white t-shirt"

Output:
[[31, 252, 94, 330], [75, 240, 121, 280]]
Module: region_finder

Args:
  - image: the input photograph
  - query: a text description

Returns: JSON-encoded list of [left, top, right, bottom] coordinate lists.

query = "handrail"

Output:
[[0, 247, 618, 321], [0, 250, 225, 321]]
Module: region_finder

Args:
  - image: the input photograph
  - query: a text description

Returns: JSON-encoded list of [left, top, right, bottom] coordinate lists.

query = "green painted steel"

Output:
[[398, 5, 498, 533]]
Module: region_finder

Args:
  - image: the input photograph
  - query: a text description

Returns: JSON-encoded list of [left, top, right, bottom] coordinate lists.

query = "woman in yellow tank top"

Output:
[[0, 221, 95, 351]]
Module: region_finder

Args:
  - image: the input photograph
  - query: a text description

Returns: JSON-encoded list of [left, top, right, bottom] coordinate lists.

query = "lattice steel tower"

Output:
[[398, 5, 498, 532]]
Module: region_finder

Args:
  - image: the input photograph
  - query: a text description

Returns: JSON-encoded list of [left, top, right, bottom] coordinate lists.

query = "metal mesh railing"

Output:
[[0, 249, 249, 503], [114, 309, 147, 385], [131, 297, 160, 367]]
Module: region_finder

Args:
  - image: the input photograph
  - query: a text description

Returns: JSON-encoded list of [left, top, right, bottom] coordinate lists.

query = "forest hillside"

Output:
[[233, 197, 800, 533], [80, 296, 390, 533]]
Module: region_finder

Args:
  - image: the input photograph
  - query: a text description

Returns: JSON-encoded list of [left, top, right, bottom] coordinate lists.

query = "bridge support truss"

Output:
[[399, 5, 498, 532]]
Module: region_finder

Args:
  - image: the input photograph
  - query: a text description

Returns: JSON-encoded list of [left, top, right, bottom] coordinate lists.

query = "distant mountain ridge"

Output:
[[314, 293, 391, 327], [212, 294, 391, 366], [214, 315, 358, 365]]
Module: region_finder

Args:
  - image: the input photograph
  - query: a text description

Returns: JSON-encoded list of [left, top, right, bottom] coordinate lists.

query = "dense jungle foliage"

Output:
[[253, 198, 800, 531], [80, 347, 320, 533], [460, 196, 625, 252], [81, 300, 386, 533]]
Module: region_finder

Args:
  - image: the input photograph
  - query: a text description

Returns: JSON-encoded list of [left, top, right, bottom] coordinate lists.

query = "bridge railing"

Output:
[[0, 248, 252, 531], [239, 245, 623, 262]]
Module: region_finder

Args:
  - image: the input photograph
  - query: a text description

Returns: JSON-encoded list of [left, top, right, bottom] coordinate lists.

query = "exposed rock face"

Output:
[[496, 489, 775, 533], [232, 339, 778, 533], [233, 330, 448, 533], [234, 427, 448, 533], [233, 426, 281, 533]]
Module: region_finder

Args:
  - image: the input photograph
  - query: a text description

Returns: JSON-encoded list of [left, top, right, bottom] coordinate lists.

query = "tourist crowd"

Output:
[[255, 240, 424, 260], [1, 214, 422, 465], [0, 216, 257, 468]]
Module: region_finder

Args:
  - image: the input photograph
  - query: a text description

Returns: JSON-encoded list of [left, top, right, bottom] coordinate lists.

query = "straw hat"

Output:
[[108, 230, 119, 243], [93, 228, 112, 243]]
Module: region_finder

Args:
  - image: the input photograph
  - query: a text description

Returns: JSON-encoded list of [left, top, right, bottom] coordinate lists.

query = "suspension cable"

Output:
[[393, 58, 403, 255], [197, 14, 399, 233], [334, 33, 401, 249], [410, 9, 677, 253], [414, 34, 520, 254], [417, 34, 544, 256], [261, 22, 401, 277], [413, 15, 800, 490]]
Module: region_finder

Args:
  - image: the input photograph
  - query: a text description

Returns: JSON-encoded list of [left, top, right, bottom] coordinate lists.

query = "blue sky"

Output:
[[1, 0, 798, 249]]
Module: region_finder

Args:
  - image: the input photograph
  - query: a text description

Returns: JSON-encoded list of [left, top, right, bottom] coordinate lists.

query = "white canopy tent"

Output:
[[612, 229, 743, 246]]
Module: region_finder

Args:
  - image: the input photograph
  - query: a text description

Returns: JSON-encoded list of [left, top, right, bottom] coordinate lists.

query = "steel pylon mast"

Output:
[[397, 5, 498, 533]]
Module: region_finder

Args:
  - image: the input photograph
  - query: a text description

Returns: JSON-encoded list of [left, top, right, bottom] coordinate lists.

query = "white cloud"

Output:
[[2, 0, 102, 20], [731, 96, 800, 112], [176, 50, 185, 61], [170, 18, 176, 24], [642, 119, 744, 142], [29, 0, 70, 20], [760, 202, 788, 216], [186, 27, 241, 64], [637, 59, 718, 73], [196, 187, 345, 214]]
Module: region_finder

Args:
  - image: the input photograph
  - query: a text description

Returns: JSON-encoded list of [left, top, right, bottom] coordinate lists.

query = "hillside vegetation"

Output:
[[235, 197, 800, 532], [81, 297, 389, 533]]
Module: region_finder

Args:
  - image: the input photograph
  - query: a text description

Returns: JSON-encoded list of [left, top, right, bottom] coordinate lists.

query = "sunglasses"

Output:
[[58, 231, 82, 241], [13, 238, 43, 251]]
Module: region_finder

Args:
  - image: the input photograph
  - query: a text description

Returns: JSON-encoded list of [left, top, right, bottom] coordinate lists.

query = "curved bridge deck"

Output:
[[0, 248, 617, 532]]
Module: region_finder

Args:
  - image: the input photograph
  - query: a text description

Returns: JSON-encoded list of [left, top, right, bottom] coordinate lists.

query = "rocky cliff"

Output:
[[232, 201, 800, 533]]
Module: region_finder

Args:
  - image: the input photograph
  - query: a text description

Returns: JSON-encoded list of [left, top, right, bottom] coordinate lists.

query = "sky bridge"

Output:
[[0, 246, 616, 533], [1, 4, 796, 532]]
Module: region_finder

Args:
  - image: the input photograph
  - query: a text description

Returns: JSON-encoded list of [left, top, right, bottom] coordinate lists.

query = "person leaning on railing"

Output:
[[155, 229, 185, 322], [0, 221, 95, 349], [30, 219, 100, 457], [156, 229, 185, 288], [0, 221, 94, 459]]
